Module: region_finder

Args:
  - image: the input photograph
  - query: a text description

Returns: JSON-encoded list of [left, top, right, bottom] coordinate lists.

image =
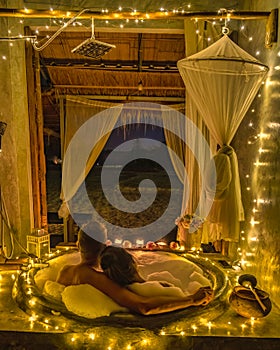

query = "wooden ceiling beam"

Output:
[[30, 27, 185, 34], [42, 60, 179, 72], [53, 84, 185, 90], [0, 9, 271, 20], [57, 94, 185, 102]]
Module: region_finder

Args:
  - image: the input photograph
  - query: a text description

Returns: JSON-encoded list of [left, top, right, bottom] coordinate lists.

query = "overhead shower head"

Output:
[[71, 17, 116, 59], [71, 37, 116, 59]]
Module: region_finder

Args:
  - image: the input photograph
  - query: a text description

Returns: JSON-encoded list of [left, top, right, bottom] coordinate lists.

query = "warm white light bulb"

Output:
[[250, 217, 260, 226]]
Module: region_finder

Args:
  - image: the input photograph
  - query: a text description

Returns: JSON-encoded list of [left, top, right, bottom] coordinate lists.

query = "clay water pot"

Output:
[[229, 285, 272, 318]]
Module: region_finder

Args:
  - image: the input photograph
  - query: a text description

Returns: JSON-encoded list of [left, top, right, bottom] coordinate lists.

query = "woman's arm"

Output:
[[139, 287, 213, 315], [77, 265, 213, 315]]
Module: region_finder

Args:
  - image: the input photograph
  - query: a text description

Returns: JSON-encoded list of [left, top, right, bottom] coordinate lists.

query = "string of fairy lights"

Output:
[[0, 5, 278, 62], [0, 251, 261, 349], [0, 4, 279, 348], [235, 37, 279, 279]]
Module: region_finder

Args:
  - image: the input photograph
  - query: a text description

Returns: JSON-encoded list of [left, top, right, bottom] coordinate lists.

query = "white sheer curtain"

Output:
[[161, 101, 214, 218], [178, 36, 268, 146], [59, 97, 122, 216], [162, 105, 205, 218], [161, 107, 185, 184], [165, 20, 217, 248], [60, 100, 185, 214], [178, 34, 269, 243], [182, 20, 217, 217], [161, 106, 187, 216]]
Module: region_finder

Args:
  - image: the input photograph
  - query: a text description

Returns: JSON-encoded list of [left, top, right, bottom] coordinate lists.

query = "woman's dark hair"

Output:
[[100, 246, 144, 286]]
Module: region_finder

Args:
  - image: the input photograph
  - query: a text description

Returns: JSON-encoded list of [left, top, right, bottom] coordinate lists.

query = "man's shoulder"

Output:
[[58, 264, 79, 277], [59, 264, 73, 272]]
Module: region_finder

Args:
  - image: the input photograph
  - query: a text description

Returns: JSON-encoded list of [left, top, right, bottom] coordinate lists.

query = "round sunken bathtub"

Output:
[[13, 249, 230, 332]]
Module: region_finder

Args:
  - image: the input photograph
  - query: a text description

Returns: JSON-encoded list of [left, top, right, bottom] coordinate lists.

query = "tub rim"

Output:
[[13, 249, 231, 331]]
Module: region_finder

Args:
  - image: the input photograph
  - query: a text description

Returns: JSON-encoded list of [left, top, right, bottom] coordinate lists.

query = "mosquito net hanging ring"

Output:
[[222, 26, 230, 35], [219, 9, 230, 36]]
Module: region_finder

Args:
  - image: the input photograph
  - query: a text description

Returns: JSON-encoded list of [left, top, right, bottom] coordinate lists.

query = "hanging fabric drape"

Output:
[[178, 35, 269, 146], [205, 145, 243, 242], [167, 20, 218, 248], [60, 99, 185, 218], [178, 34, 269, 242], [161, 106, 186, 184], [162, 104, 209, 217], [61, 101, 189, 242], [162, 104, 192, 241], [63, 96, 121, 155], [59, 97, 122, 218], [182, 20, 217, 218], [161, 102, 215, 223]]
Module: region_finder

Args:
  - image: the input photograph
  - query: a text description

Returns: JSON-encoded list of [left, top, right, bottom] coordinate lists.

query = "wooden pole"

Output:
[[59, 97, 68, 243], [59, 97, 76, 243], [0, 9, 271, 21], [34, 52, 48, 230], [25, 28, 41, 228]]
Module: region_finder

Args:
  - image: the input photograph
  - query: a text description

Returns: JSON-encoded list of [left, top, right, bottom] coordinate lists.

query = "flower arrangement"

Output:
[[175, 214, 204, 233]]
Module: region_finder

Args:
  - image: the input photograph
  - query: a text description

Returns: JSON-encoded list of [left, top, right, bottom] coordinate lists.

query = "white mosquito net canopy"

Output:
[[177, 34, 269, 243]]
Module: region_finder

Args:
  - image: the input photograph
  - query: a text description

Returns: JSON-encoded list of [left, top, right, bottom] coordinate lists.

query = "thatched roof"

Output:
[[36, 29, 186, 133]]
